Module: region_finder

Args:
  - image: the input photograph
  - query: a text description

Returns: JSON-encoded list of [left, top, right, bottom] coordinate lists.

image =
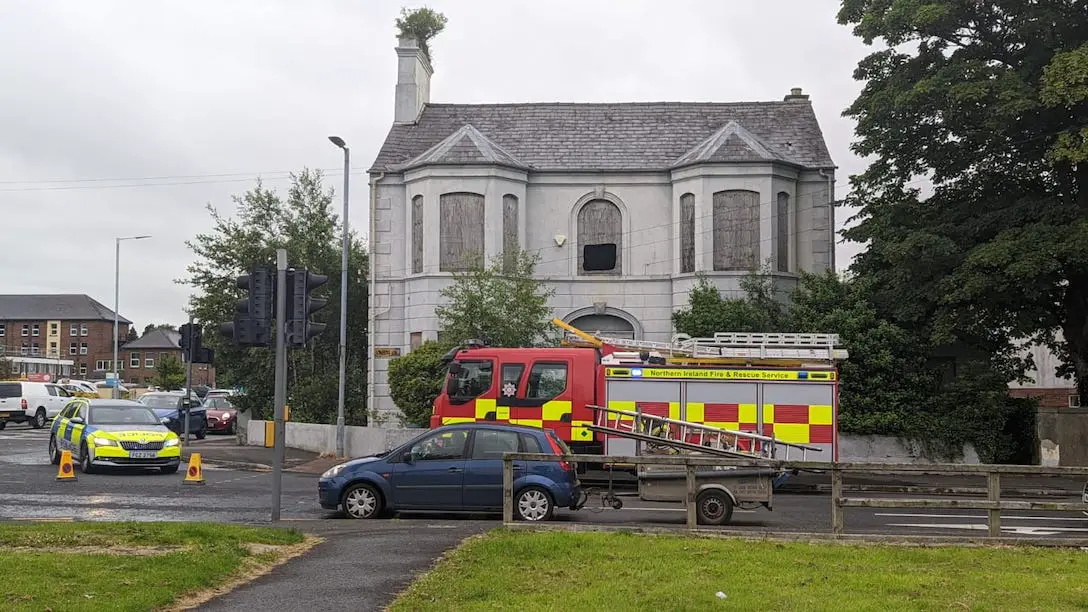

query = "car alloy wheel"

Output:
[[32, 409, 46, 429], [515, 487, 554, 522], [49, 435, 60, 465], [342, 484, 381, 519]]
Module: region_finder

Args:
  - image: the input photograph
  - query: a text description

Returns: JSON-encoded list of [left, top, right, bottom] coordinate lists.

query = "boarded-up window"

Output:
[[712, 190, 759, 270], [439, 192, 485, 272], [776, 192, 789, 273], [578, 199, 622, 274], [502, 194, 519, 273], [680, 193, 695, 273], [411, 195, 423, 274], [410, 332, 423, 351]]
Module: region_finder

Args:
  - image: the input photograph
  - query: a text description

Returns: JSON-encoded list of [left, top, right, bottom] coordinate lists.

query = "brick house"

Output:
[[120, 328, 215, 387], [0, 294, 130, 379]]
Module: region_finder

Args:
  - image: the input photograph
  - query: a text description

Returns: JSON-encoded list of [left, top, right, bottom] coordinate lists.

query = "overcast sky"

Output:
[[1, 0, 874, 328]]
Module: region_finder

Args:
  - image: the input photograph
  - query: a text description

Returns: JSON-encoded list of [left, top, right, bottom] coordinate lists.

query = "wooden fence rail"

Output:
[[501, 453, 1088, 535]]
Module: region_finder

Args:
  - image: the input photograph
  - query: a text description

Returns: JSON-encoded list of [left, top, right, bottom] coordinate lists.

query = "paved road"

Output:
[[2, 422, 1086, 538]]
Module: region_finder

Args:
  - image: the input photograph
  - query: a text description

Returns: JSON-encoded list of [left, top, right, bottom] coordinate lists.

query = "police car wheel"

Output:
[[49, 436, 60, 465], [342, 483, 382, 519], [32, 409, 46, 429], [515, 486, 555, 522], [79, 442, 96, 474]]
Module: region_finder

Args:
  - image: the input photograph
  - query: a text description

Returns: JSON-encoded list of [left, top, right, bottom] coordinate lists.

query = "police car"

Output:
[[48, 398, 182, 474]]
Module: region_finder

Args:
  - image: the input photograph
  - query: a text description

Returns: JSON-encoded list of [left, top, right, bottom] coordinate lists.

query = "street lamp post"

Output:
[[113, 235, 151, 399], [329, 135, 349, 458]]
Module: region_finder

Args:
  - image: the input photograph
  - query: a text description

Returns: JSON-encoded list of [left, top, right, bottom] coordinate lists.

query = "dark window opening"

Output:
[[583, 244, 617, 272]]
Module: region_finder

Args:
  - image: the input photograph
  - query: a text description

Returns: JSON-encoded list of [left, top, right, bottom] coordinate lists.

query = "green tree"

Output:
[[837, 1, 1088, 398], [0, 356, 11, 380], [395, 6, 448, 63], [387, 340, 455, 427], [126, 328, 138, 343], [152, 355, 186, 391], [672, 268, 790, 336], [180, 169, 370, 424], [435, 249, 558, 348], [142, 323, 177, 335]]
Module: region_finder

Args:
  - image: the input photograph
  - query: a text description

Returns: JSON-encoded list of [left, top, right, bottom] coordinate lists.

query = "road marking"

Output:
[[885, 522, 1088, 536], [876, 512, 1088, 522], [602, 506, 754, 514]]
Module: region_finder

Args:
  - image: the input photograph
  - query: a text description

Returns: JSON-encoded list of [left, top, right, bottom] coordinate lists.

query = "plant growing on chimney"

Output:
[[395, 6, 447, 63]]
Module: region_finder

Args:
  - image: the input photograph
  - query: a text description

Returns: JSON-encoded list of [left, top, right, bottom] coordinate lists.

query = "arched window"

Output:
[[680, 193, 695, 273], [712, 189, 759, 270], [577, 199, 622, 275], [411, 195, 423, 274], [776, 192, 789, 273], [439, 192, 485, 272], [502, 194, 519, 273]]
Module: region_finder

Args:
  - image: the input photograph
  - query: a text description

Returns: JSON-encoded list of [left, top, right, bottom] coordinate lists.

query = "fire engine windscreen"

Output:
[[447, 361, 493, 402]]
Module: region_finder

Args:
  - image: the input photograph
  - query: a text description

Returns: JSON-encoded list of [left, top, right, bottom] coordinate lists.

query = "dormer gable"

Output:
[[672, 121, 794, 168], [396, 124, 529, 171]]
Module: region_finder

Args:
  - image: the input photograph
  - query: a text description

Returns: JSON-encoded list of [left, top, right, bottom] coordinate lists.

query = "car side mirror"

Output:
[[70, 417, 84, 425], [448, 362, 464, 375], [161, 417, 171, 425], [401, 451, 414, 464]]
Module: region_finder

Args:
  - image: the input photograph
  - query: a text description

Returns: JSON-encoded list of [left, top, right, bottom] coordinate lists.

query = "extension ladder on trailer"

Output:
[[586, 404, 823, 462]]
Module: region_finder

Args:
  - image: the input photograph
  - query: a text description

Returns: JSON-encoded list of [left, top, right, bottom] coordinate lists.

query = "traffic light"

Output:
[[219, 266, 274, 347], [179, 322, 206, 362], [285, 269, 329, 347]]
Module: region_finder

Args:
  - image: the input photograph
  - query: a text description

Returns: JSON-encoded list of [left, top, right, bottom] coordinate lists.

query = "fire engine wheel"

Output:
[[696, 489, 734, 526], [515, 486, 555, 522]]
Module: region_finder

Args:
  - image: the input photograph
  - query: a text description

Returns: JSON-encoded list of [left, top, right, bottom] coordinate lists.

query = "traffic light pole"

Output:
[[271, 248, 288, 522], [183, 315, 194, 443]]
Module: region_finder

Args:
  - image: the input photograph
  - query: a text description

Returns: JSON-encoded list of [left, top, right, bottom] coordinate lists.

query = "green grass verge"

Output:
[[390, 530, 1088, 611], [0, 522, 305, 611]]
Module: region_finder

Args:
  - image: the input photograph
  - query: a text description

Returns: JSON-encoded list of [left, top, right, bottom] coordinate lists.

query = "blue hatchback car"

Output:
[[318, 423, 586, 521]]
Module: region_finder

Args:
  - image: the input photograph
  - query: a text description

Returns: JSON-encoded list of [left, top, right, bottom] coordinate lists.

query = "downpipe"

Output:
[[818, 167, 835, 272], [367, 172, 385, 426]]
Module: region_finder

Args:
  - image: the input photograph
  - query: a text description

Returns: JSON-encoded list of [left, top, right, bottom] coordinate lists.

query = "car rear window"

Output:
[[519, 433, 542, 453], [0, 383, 21, 398]]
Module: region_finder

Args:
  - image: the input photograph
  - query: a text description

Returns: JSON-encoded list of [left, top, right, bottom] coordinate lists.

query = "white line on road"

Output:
[[598, 507, 754, 513], [876, 512, 1088, 522], [885, 522, 1088, 536]]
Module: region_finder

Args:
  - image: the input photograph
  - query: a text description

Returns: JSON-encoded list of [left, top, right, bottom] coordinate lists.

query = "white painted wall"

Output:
[[246, 420, 423, 458]]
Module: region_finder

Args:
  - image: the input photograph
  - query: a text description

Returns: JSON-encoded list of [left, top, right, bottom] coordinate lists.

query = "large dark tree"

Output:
[[838, 1, 1088, 395]]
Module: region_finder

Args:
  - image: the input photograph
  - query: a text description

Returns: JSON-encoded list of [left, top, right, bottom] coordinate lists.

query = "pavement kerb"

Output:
[[777, 484, 1082, 498], [500, 522, 1088, 548]]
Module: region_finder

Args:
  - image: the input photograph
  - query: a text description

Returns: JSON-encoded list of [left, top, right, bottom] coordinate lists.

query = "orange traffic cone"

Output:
[[56, 450, 77, 481], [184, 452, 205, 485]]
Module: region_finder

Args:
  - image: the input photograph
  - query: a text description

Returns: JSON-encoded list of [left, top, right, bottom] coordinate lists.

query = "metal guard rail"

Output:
[[500, 453, 1088, 535]]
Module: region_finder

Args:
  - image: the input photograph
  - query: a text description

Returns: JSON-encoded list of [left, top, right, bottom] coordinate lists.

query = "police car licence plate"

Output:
[[130, 451, 158, 459]]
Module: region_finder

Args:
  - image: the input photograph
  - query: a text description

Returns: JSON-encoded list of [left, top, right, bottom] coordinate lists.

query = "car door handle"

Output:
[[512, 465, 523, 471], [448, 467, 463, 473]]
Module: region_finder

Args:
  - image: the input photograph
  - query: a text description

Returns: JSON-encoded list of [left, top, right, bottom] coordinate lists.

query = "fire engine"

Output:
[[430, 319, 848, 460]]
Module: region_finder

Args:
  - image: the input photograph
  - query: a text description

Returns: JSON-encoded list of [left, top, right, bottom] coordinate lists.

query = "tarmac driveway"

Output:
[[197, 519, 494, 611]]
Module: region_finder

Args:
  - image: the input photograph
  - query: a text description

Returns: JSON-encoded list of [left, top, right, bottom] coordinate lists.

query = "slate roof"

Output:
[[0, 294, 132, 324], [400, 124, 528, 171], [121, 328, 180, 350], [673, 121, 788, 167], [370, 101, 835, 173]]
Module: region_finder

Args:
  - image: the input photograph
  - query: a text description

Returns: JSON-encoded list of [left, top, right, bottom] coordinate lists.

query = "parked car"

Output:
[[0, 381, 73, 429], [202, 396, 237, 434], [136, 391, 207, 439], [318, 423, 586, 521]]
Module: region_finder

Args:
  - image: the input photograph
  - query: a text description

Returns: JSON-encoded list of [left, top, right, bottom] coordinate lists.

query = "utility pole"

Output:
[[183, 314, 194, 443], [271, 248, 288, 522], [329, 136, 349, 458]]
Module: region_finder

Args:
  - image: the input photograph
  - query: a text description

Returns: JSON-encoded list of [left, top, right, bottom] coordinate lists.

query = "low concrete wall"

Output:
[[247, 420, 422, 458], [837, 434, 980, 464], [1036, 407, 1088, 466]]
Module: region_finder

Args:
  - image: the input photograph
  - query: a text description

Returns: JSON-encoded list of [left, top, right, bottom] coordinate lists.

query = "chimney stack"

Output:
[[395, 36, 433, 124], [784, 87, 810, 102]]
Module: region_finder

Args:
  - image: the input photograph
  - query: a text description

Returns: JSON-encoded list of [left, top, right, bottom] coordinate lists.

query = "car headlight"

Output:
[[92, 437, 117, 446], [163, 438, 179, 447], [321, 464, 347, 479]]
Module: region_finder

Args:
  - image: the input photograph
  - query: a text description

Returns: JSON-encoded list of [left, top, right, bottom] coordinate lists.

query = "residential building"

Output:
[[365, 36, 837, 422], [120, 328, 215, 387], [1008, 337, 1078, 409], [0, 294, 131, 379]]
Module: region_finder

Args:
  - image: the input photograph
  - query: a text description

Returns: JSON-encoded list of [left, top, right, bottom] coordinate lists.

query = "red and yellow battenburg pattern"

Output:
[[440, 398, 594, 442], [604, 400, 834, 446]]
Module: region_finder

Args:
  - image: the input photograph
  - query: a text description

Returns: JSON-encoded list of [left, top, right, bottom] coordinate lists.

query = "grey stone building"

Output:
[[367, 36, 837, 423]]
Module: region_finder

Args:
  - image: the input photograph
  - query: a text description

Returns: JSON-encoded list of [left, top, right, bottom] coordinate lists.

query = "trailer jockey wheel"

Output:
[[696, 489, 734, 526]]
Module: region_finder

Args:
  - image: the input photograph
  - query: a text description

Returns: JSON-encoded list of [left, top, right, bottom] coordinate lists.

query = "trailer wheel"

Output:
[[696, 489, 734, 526]]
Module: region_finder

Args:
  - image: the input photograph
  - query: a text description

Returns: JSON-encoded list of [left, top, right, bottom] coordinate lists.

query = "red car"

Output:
[[202, 396, 238, 434]]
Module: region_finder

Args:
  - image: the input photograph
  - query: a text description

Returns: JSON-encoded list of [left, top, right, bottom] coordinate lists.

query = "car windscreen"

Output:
[[139, 395, 181, 409], [203, 397, 232, 409], [89, 406, 160, 426], [0, 383, 20, 398]]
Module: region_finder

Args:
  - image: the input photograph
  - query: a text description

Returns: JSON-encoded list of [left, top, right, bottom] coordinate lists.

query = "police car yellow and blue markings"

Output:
[[50, 400, 181, 462]]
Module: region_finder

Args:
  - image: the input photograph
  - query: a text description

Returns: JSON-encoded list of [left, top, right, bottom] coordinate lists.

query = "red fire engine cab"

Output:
[[430, 320, 849, 459]]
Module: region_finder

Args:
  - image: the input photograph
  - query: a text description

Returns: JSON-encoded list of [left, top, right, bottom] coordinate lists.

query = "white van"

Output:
[[0, 381, 73, 429]]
